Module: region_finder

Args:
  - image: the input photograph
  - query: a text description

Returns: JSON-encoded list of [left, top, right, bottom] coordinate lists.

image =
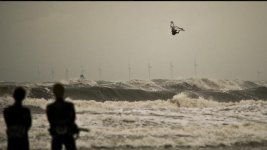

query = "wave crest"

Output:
[[169, 92, 221, 108]]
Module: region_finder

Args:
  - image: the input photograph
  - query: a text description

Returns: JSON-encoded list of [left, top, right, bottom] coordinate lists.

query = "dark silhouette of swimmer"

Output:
[[46, 83, 79, 150], [3, 87, 32, 150]]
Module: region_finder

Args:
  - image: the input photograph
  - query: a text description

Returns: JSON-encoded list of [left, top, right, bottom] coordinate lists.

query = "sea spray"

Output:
[[169, 92, 221, 108], [1, 78, 267, 149]]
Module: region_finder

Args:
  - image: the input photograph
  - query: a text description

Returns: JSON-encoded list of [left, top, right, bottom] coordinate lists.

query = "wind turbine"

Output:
[[170, 62, 174, 79], [148, 63, 152, 80]]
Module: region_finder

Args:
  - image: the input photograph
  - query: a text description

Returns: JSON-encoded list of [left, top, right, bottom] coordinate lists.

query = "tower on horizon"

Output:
[[65, 68, 69, 80], [148, 63, 152, 80], [170, 62, 174, 79], [257, 70, 261, 81], [128, 63, 132, 81], [194, 57, 198, 77], [37, 65, 41, 82], [51, 67, 54, 81], [98, 65, 102, 80]]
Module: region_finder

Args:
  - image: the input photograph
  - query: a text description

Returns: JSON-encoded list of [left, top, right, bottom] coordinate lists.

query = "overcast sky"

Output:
[[0, 1, 267, 82]]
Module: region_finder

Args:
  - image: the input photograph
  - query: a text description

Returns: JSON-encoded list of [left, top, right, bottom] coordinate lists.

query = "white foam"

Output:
[[1, 96, 267, 149], [184, 78, 248, 91], [170, 92, 222, 108]]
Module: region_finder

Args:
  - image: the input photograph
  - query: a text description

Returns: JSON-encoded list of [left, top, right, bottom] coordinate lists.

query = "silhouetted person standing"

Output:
[[3, 87, 32, 150], [46, 83, 79, 150]]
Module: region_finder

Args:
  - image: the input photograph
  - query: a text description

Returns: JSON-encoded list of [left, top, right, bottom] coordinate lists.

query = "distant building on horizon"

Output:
[[80, 74, 85, 80]]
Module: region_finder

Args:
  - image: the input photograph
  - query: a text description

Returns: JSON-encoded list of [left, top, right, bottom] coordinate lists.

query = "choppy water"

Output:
[[1, 78, 267, 101], [1, 78, 267, 149]]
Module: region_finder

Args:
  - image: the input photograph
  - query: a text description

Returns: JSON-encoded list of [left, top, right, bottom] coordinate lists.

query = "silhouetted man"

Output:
[[46, 83, 79, 150], [3, 87, 32, 150]]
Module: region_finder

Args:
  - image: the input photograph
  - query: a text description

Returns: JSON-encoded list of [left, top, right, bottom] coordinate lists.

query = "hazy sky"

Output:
[[1, 1, 267, 82]]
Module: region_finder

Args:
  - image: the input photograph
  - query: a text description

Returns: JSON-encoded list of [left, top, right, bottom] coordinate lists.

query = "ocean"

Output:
[[0, 78, 267, 150]]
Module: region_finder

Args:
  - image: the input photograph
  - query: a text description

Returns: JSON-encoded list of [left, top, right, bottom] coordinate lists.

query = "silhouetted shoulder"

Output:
[[4, 105, 30, 115], [3, 105, 11, 113], [46, 103, 56, 113], [3, 106, 10, 117], [23, 106, 31, 114], [65, 101, 74, 107], [4, 105, 13, 111], [46, 102, 53, 109], [62, 101, 75, 111], [48, 100, 73, 106], [4, 105, 32, 130], [46, 101, 75, 113]]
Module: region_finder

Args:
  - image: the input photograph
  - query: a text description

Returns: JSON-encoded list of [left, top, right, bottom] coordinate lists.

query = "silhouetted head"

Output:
[[13, 87, 26, 103], [53, 83, 65, 99]]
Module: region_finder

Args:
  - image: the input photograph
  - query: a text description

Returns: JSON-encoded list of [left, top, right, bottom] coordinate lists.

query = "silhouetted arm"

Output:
[[3, 108, 10, 127], [25, 109, 32, 130], [70, 104, 76, 123], [69, 103, 80, 136], [46, 106, 52, 125]]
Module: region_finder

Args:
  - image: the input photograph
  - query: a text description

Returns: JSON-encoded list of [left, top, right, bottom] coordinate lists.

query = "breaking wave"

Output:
[[1, 78, 267, 149], [1, 78, 267, 102]]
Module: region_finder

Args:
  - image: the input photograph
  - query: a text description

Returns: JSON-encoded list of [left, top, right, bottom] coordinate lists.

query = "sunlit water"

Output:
[[1, 93, 267, 150]]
